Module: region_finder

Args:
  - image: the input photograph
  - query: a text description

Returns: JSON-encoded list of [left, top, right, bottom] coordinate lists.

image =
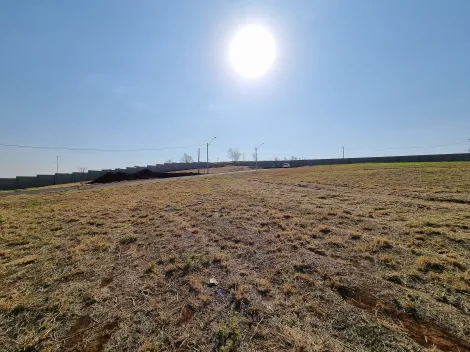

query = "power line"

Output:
[[0, 143, 205, 152], [1, 140, 467, 154]]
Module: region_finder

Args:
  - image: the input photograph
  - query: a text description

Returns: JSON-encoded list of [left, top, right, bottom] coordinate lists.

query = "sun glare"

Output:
[[229, 25, 276, 79]]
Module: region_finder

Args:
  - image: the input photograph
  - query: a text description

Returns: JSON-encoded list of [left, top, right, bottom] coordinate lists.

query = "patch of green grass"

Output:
[[214, 314, 240, 352]]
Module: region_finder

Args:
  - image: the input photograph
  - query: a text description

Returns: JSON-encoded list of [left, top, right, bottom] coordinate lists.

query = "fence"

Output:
[[1, 153, 469, 191], [0, 162, 211, 191]]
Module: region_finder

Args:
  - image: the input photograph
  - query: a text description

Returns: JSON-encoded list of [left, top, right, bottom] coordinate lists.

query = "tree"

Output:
[[76, 166, 87, 185], [291, 156, 298, 161], [165, 159, 172, 164], [76, 166, 87, 172], [274, 157, 280, 161], [227, 148, 241, 162], [180, 153, 194, 163]]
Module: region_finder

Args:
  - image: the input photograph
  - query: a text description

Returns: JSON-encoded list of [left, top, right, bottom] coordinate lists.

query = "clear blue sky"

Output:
[[1, 0, 469, 177]]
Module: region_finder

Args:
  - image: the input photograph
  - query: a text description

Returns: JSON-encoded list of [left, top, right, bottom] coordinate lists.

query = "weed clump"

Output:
[[416, 256, 445, 273], [374, 237, 393, 251], [213, 314, 240, 352], [144, 263, 156, 274], [119, 234, 137, 245], [234, 284, 251, 307], [256, 278, 270, 295]]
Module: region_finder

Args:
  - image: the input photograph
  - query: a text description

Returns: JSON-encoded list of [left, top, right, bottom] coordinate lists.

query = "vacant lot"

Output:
[[1, 162, 469, 351]]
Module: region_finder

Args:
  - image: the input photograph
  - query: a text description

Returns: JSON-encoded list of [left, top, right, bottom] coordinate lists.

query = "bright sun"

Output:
[[229, 25, 276, 79]]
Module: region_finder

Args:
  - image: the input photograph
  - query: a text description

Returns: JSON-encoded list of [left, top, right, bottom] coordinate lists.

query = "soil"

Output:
[[341, 287, 470, 351], [90, 169, 197, 184]]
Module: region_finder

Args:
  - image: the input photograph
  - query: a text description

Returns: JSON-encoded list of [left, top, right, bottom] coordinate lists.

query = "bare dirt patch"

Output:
[[341, 287, 470, 351]]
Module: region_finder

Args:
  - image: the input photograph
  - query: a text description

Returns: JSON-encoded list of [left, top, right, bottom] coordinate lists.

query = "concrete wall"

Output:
[[72, 172, 86, 182], [16, 176, 38, 189], [0, 178, 17, 191], [155, 164, 165, 172], [88, 170, 100, 178], [125, 167, 138, 174], [1, 153, 469, 191], [37, 175, 56, 187], [55, 173, 73, 185], [88, 170, 105, 180]]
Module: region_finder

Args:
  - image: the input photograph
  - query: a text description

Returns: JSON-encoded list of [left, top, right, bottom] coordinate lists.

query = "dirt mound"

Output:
[[91, 169, 197, 184], [92, 172, 129, 184]]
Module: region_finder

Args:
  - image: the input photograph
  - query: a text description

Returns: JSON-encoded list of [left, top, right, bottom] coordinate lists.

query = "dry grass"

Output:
[[1, 162, 470, 351], [173, 165, 254, 175], [0, 182, 88, 193]]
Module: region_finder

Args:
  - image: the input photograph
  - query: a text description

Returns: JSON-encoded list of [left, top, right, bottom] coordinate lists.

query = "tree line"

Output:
[[164, 150, 303, 164]]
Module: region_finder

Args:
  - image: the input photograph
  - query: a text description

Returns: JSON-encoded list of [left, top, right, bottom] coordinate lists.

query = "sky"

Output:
[[1, 0, 469, 177]]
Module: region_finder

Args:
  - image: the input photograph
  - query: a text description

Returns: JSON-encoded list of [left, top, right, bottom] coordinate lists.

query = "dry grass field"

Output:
[[1, 162, 469, 351], [174, 165, 254, 174]]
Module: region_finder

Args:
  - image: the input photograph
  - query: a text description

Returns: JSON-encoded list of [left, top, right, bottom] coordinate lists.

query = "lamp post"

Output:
[[342, 146, 345, 159], [206, 137, 216, 174], [255, 143, 264, 171]]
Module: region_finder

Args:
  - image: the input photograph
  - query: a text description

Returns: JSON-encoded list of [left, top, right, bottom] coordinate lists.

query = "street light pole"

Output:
[[255, 143, 264, 171], [198, 148, 200, 174], [206, 137, 216, 174], [342, 146, 344, 159]]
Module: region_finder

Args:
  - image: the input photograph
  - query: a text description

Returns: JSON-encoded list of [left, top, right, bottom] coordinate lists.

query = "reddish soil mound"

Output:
[[338, 286, 470, 351], [91, 169, 197, 184]]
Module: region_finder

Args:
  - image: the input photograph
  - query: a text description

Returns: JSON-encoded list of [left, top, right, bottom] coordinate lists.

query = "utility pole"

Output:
[[206, 137, 216, 174], [198, 148, 200, 174], [255, 143, 264, 171], [56, 156, 59, 173], [342, 146, 345, 159]]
